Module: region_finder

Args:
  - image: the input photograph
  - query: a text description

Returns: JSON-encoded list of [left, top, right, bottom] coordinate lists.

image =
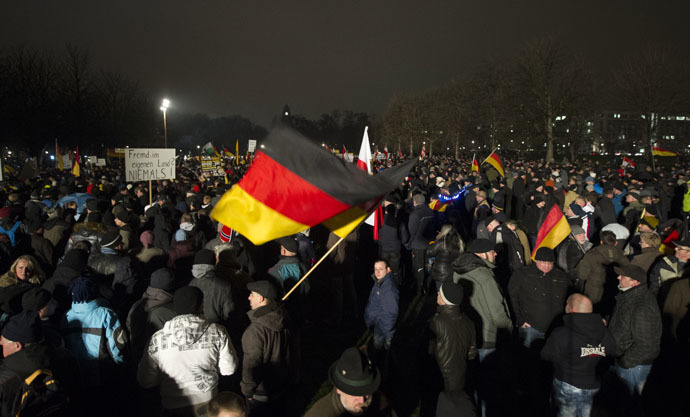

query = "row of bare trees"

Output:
[[0, 44, 156, 152], [377, 39, 690, 162]]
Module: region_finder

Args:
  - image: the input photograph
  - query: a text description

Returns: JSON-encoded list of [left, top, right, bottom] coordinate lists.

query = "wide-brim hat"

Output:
[[328, 347, 381, 396]]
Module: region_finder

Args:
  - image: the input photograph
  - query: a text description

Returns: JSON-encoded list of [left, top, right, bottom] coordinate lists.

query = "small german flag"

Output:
[[531, 204, 571, 260], [471, 153, 480, 172], [484, 152, 504, 177], [211, 128, 416, 245], [652, 146, 677, 157]]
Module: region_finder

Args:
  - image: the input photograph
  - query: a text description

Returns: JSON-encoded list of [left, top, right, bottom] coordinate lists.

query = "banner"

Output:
[[125, 148, 176, 182], [248, 140, 257, 153], [200, 156, 224, 176], [96, 158, 107, 167]]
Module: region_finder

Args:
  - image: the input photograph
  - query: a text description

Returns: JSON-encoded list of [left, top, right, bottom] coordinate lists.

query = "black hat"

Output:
[[328, 347, 381, 396], [614, 264, 647, 283], [21, 288, 52, 312], [101, 230, 123, 248], [627, 191, 640, 201], [279, 237, 298, 254], [2, 311, 43, 344], [247, 280, 278, 301], [534, 247, 555, 262], [150, 268, 175, 292], [85, 199, 99, 212], [468, 239, 495, 254], [675, 238, 690, 249], [115, 210, 129, 223], [173, 286, 204, 315], [86, 212, 102, 223], [439, 282, 464, 305], [194, 249, 216, 266], [60, 249, 89, 272]]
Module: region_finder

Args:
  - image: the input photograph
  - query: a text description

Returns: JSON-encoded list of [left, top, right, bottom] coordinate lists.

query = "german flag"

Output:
[[652, 146, 677, 157], [211, 128, 416, 245], [484, 152, 504, 177], [471, 153, 480, 172], [531, 204, 571, 260]]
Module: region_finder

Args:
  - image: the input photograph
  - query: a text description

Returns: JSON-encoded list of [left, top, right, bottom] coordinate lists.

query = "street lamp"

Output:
[[160, 98, 170, 148]]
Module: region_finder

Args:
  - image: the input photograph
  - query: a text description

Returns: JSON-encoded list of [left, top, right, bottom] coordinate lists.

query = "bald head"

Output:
[[566, 293, 593, 314]]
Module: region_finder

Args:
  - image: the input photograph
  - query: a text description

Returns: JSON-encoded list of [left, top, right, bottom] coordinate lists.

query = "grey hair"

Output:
[[214, 242, 234, 257]]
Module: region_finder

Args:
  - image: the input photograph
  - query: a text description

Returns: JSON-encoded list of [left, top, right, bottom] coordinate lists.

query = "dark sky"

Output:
[[3, 1, 689, 127]]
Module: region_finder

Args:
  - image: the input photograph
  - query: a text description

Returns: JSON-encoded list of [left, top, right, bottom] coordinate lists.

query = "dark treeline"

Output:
[[377, 38, 690, 163], [278, 109, 371, 151]]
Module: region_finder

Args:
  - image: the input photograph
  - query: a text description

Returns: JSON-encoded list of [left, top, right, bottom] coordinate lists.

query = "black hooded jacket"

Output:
[[541, 313, 616, 389]]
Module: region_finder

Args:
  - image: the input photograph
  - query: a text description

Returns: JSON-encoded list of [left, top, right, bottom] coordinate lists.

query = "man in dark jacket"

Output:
[[242, 281, 298, 416], [406, 194, 434, 294], [541, 294, 616, 417], [0, 311, 72, 416], [88, 230, 135, 296], [268, 237, 308, 325], [509, 247, 571, 349], [609, 264, 661, 400], [126, 267, 177, 362], [189, 249, 234, 324], [303, 347, 395, 417], [364, 260, 399, 352], [378, 200, 409, 284], [429, 282, 477, 393]]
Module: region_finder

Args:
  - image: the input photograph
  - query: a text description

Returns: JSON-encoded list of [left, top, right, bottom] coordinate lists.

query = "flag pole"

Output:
[[650, 142, 656, 172], [481, 148, 498, 165], [282, 235, 346, 301]]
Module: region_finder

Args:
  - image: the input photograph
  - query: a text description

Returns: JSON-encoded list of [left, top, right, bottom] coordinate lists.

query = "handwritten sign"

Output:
[[125, 148, 176, 182], [248, 139, 257, 153]]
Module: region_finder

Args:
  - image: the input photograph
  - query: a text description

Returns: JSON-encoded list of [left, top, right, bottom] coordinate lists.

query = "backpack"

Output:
[[13, 369, 68, 417]]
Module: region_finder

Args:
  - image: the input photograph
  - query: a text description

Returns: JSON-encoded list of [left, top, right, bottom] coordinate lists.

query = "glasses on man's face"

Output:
[[676, 246, 690, 252]]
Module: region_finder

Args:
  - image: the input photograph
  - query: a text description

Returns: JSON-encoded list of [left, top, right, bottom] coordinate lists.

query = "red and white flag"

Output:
[[622, 156, 636, 169], [356, 126, 373, 174], [420, 145, 427, 159], [383, 146, 389, 160], [341, 145, 347, 160]]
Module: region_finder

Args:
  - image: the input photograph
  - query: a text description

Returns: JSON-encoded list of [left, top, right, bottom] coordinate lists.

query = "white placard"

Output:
[[62, 155, 72, 169], [125, 148, 176, 182], [96, 158, 106, 167], [88, 156, 97, 165], [248, 139, 257, 153]]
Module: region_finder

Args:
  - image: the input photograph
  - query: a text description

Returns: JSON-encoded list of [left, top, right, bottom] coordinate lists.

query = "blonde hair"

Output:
[[640, 232, 660, 249], [5, 255, 45, 285]]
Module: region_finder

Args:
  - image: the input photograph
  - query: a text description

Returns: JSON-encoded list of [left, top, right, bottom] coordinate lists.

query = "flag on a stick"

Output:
[[223, 145, 234, 157], [471, 153, 480, 172], [622, 156, 636, 168], [235, 140, 240, 166], [213, 145, 222, 158], [356, 126, 372, 174], [420, 145, 426, 159], [202, 142, 215, 156], [652, 146, 677, 156], [211, 128, 416, 245], [483, 151, 504, 177], [56, 139, 64, 171], [531, 204, 571, 260], [72, 146, 80, 177]]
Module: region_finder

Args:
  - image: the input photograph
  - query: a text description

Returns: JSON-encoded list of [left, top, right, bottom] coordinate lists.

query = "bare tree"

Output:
[[515, 38, 589, 162], [614, 44, 690, 163]]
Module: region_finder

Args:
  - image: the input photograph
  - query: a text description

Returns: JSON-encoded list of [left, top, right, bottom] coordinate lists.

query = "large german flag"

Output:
[[211, 128, 417, 245], [531, 204, 571, 260]]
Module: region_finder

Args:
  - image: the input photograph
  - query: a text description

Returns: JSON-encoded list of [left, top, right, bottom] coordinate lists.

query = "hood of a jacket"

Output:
[[247, 302, 285, 331], [563, 313, 607, 342], [164, 314, 210, 345], [452, 253, 492, 274], [143, 287, 174, 312], [191, 264, 215, 279]]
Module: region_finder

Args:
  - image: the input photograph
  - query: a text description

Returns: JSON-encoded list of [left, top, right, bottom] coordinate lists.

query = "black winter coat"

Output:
[[508, 264, 570, 333], [609, 285, 662, 368], [426, 241, 457, 284], [406, 204, 434, 250], [429, 304, 477, 393]]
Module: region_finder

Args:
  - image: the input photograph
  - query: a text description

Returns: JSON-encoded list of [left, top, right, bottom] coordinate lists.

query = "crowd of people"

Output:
[[0, 150, 688, 417]]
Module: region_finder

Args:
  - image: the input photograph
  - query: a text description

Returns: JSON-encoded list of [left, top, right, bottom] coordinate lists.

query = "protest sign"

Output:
[[125, 148, 176, 182]]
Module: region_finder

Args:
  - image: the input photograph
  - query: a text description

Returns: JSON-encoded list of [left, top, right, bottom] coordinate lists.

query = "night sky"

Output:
[[3, 1, 689, 127]]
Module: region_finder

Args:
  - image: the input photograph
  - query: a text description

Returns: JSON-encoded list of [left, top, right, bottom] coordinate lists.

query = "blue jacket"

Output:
[[364, 273, 399, 342], [63, 298, 126, 385], [612, 190, 627, 217]]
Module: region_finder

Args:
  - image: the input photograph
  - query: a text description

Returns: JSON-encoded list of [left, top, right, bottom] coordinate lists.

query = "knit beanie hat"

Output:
[[194, 249, 216, 266], [439, 282, 464, 305], [2, 311, 43, 343], [150, 268, 175, 292], [534, 247, 555, 262], [173, 286, 204, 315], [101, 230, 123, 249], [140, 230, 154, 248], [60, 249, 89, 272], [70, 276, 100, 303]]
